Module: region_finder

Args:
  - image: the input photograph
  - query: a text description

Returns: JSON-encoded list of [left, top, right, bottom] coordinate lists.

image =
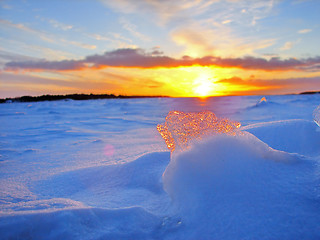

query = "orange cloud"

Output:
[[216, 76, 320, 95]]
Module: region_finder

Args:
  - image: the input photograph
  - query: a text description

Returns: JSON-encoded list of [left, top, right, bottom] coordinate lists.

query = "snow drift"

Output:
[[163, 131, 320, 239], [1, 95, 320, 239]]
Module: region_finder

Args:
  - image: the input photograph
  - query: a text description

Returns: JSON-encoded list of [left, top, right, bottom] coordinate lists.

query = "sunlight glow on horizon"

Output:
[[193, 71, 216, 97], [2, 64, 306, 98], [165, 66, 228, 97]]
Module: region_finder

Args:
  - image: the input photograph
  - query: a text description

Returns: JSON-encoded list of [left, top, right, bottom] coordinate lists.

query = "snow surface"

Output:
[[0, 95, 320, 239]]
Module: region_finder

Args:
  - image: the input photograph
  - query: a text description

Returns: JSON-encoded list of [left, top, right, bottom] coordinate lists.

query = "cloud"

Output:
[[170, 20, 276, 58], [4, 48, 320, 72], [101, 0, 278, 58], [171, 26, 216, 57], [119, 18, 151, 42], [48, 19, 73, 31], [60, 39, 96, 50], [215, 75, 320, 95], [279, 39, 301, 51], [0, 71, 126, 98], [298, 29, 312, 34], [217, 76, 282, 88], [101, 0, 275, 27], [84, 48, 177, 68], [280, 41, 293, 51], [5, 59, 85, 71], [100, 0, 218, 24], [88, 33, 137, 49], [0, 72, 77, 87], [222, 19, 232, 24], [0, 18, 39, 34], [1, 18, 96, 50], [0, 50, 40, 63]]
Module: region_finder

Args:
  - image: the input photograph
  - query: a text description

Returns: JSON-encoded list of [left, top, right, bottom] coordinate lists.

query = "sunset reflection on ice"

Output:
[[157, 110, 241, 151]]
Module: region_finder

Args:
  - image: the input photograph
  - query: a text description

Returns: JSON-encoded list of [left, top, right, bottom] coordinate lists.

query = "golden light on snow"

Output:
[[157, 110, 241, 151]]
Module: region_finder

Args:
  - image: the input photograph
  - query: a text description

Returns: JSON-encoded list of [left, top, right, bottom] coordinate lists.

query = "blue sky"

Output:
[[0, 0, 319, 97]]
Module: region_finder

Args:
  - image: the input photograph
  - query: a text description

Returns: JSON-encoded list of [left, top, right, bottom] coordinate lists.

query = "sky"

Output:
[[0, 0, 319, 98]]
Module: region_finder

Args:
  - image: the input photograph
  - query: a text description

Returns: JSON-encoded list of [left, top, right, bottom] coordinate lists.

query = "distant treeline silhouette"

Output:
[[300, 91, 320, 95], [0, 93, 168, 103]]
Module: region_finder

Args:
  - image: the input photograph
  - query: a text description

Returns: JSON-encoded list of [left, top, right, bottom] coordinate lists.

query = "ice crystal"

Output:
[[259, 97, 267, 103], [313, 104, 320, 127], [157, 110, 241, 151]]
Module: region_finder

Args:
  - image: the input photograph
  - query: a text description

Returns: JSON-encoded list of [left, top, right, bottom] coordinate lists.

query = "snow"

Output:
[[163, 132, 319, 239], [314, 104, 320, 127], [0, 95, 320, 239]]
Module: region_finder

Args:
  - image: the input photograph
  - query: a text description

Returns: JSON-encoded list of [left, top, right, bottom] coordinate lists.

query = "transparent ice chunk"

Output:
[[259, 97, 267, 103], [313, 104, 320, 127], [157, 110, 241, 151]]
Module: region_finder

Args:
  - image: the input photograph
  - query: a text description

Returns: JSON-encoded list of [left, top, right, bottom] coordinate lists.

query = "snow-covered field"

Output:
[[0, 95, 320, 239]]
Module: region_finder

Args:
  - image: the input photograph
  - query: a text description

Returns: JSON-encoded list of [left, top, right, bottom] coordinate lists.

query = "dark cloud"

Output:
[[0, 50, 40, 63], [4, 48, 320, 72], [84, 48, 178, 68], [5, 59, 85, 71], [150, 50, 164, 56], [205, 56, 320, 71]]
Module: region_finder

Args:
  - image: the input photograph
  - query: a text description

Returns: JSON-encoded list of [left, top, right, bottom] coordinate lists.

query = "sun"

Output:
[[192, 70, 216, 97], [155, 66, 225, 97], [194, 81, 212, 97]]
